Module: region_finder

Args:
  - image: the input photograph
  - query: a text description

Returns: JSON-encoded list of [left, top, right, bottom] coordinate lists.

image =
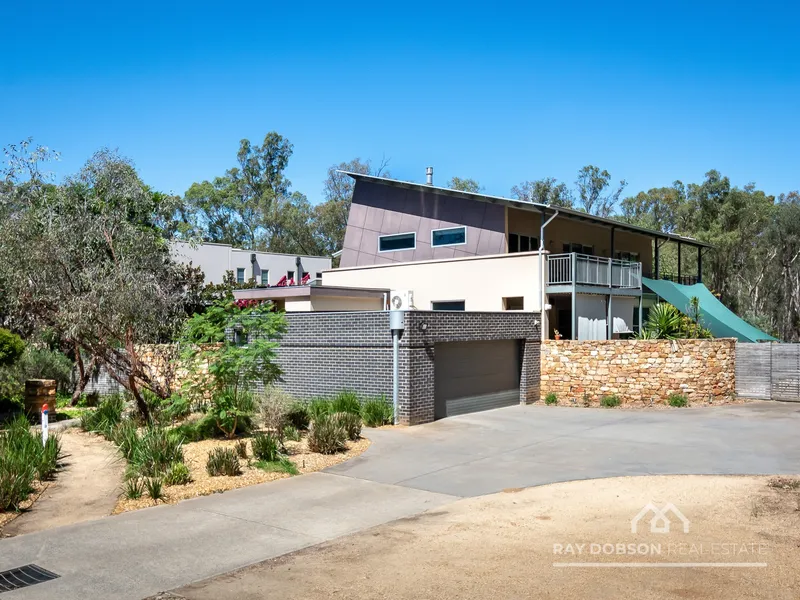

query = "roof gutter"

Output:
[[539, 209, 559, 341]]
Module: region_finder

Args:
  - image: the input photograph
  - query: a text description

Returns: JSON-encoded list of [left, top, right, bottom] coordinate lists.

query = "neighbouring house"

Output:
[[321, 169, 712, 340], [171, 241, 332, 287]]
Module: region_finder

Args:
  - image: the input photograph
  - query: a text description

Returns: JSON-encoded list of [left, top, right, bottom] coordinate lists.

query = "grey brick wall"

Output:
[[270, 310, 540, 425], [270, 312, 394, 400]]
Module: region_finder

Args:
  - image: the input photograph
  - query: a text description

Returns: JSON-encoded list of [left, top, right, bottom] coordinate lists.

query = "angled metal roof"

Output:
[[340, 171, 712, 248]]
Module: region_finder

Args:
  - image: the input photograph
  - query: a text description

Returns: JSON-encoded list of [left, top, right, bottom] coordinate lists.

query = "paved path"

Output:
[[1, 402, 798, 599]]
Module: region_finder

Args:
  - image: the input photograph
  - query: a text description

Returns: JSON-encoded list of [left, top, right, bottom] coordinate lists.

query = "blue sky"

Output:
[[2, 1, 798, 204]]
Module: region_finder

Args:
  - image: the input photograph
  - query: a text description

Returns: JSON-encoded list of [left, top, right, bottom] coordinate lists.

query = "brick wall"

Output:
[[540, 339, 736, 404], [270, 311, 394, 400], [273, 311, 541, 425]]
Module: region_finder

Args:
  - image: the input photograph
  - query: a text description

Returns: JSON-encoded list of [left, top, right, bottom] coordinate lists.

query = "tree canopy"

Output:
[[0, 147, 198, 419]]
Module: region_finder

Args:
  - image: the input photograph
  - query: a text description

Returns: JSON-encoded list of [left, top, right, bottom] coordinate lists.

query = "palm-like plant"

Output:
[[639, 303, 684, 339]]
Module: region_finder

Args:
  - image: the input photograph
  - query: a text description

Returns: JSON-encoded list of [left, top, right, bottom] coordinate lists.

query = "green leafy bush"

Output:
[[0, 415, 62, 510], [123, 477, 145, 499], [164, 462, 192, 486], [129, 426, 185, 478], [209, 388, 256, 439], [80, 394, 125, 438], [254, 457, 298, 475], [544, 392, 558, 405], [38, 436, 61, 480], [206, 447, 242, 477], [600, 394, 621, 408], [286, 402, 311, 431], [334, 412, 361, 441], [281, 424, 301, 442], [307, 413, 347, 455], [0, 329, 24, 367], [178, 416, 217, 442], [308, 398, 333, 422], [331, 391, 361, 415], [145, 477, 165, 502], [251, 432, 280, 462], [16, 348, 74, 394], [668, 393, 689, 408], [111, 420, 139, 462], [361, 397, 393, 427]]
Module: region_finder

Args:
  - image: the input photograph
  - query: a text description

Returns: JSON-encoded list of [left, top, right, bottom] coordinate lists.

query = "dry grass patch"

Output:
[[113, 433, 369, 514]]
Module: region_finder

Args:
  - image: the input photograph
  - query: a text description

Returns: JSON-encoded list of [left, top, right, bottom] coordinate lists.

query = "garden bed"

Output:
[[113, 433, 369, 513]]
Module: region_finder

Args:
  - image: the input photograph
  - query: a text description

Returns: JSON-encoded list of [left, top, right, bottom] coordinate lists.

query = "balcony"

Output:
[[547, 253, 642, 293]]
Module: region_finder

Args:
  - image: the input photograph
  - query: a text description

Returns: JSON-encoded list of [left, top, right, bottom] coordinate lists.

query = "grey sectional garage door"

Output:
[[434, 340, 521, 419]]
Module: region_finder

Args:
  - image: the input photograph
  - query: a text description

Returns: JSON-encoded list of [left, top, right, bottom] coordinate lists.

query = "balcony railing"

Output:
[[547, 253, 642, 289]]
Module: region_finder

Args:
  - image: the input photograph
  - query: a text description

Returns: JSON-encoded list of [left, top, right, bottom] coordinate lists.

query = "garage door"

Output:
[[434, 340, 521, 419]]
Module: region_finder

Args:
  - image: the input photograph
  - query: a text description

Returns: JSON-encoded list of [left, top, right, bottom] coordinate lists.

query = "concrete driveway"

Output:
[[327, 402, 800, 497], [2, 402, 798, 599]]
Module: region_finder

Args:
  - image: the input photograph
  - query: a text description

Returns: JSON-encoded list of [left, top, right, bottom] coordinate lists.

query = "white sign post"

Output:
[[41, 403, 49, 444]]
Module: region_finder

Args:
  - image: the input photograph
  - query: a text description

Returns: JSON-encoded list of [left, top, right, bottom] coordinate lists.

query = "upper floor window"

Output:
[[563, 243, 594, 255], [431, 226, 466, 247], [431, 300, 465, 311], [315, 272, 323, 279], [260, 270, 269, 285], [287, 270, 295, 281], [379, 232, 416, 252], [614, 251, 640, 262], [236, 268, 245, 284], [509, 233, 538, 253]]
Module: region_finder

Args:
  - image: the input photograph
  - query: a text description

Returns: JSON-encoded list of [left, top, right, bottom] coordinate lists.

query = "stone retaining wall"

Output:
[[540, 339, 736, 404]]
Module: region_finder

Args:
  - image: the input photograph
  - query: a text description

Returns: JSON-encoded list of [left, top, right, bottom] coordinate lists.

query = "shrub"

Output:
[[281, 424, 301, 442], [361, 397, 393, 427], [145, 477, 165, 502], [80, 394, 125, 438], [206, 447, 242, 476], [173, 415, 217, 442], [308, 398, 333, 422], [235, 439, 248, 458], [0, 415, 61, 510], [123, 477, 145, 499], [162, 394, 192, 422], [544, 392, 558, 406], [254, 457, 299, 475], [0, 455, 35, 511], [164, 462, 192, 486], [286, 402, 311, 431], [15, 347, 74, 394], [600, 395, 621, 408], [37, 435, 62, 480], [111, 420, 139, 462], [0, 328, 25, 367], [129, 426, 184, 478], [334, 411, 361, 441], [668, 393, 688, 408], [331, 391, 361, 415], [307, 413, 347, 455], [251, 432, 280, 462], [258, 386, 293, 434], [209, 388, 256, 439]]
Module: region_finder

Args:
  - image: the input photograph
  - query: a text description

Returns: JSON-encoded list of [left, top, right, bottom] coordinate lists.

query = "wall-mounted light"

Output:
[[418, 322, 428, 333]]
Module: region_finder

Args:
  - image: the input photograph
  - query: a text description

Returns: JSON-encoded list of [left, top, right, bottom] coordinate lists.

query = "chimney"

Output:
[[425, 166, 433, 185]]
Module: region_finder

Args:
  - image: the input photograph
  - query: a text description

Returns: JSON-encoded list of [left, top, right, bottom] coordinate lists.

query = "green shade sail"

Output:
[[642, 278, 777, 343]]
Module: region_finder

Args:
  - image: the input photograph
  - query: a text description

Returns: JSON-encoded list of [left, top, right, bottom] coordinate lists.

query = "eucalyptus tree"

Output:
[[0, 147, 194, 420]]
